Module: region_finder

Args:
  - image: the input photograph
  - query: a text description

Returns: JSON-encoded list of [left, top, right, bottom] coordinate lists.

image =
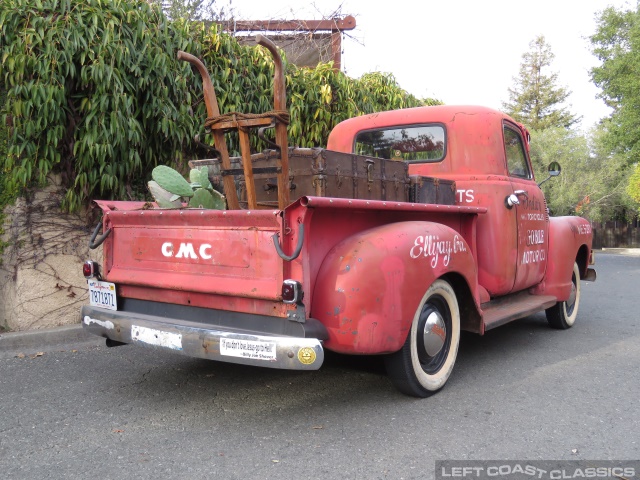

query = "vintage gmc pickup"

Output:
[[81, 40, 595, 397]]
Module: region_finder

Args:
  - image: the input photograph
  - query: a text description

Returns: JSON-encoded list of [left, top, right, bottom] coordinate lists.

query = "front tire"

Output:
[[385, 279, 460, 398], [546, 262, 581, 329]]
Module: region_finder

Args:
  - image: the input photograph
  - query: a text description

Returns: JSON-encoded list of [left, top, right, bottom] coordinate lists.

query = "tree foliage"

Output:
[[590, 5, 640, 216], [0, 0, 436, 212], [148, 0, 233, 21], [529, 126, 634, 221], [503, 36, 581, 130], [590, 6, 640, 163], [503, 34, 636, 221], [627, 163, 640, 204]]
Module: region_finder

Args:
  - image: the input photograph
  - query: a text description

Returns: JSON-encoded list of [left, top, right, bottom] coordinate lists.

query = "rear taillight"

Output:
[[282, 280, 303, 304], [83, 261, 100, 279]]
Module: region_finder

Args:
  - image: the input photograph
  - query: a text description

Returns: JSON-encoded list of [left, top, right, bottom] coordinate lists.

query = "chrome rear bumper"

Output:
[[81, 305, 324, 370]]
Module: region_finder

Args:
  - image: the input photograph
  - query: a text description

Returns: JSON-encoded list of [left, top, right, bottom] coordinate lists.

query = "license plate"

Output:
[[88, 280, 117, 311]]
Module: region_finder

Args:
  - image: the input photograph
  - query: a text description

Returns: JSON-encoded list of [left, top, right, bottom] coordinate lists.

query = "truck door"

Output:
[[503, 123, 549, 292]]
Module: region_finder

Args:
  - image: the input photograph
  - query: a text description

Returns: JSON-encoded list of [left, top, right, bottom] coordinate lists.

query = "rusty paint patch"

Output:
[[340, 317, 352, 326]]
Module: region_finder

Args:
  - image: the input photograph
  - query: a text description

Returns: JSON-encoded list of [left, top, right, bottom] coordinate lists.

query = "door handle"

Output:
[[505, 190, 528, 209]]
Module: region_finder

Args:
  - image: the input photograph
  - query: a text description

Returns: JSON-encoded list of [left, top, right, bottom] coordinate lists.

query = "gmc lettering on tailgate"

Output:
[[162, 242, 212, 260], [132, 237, 250, 268]]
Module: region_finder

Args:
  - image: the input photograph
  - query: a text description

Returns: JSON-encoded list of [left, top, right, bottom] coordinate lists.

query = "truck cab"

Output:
[[327, 105, 593, 316]]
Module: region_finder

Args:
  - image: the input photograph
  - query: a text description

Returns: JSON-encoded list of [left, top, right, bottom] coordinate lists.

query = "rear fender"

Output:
[[311, 221, 478, 354]]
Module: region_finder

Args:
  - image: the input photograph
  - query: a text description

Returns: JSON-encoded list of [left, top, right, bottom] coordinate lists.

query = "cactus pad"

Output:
[[148, 181, 183, 208], [189, 188, 216, 209], [152, 165, 194, 198], [189, 167, 211, 191]]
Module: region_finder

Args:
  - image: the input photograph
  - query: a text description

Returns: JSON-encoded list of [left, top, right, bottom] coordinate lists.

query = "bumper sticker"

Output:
[[297, 347, 317, 365], [220, 338, 276, 361]]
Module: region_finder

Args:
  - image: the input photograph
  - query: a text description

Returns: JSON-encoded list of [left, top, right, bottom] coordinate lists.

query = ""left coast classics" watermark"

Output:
[[435, 460, 638, 480]]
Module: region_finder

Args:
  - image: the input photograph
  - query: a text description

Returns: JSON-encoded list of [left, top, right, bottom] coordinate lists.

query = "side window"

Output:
[[354, 124, 446, 163], [503, 125, 531, 178]]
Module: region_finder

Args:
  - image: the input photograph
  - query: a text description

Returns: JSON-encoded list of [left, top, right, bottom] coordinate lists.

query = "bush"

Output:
[[0, 0, 199, 210], [0, 0, 439, 212]]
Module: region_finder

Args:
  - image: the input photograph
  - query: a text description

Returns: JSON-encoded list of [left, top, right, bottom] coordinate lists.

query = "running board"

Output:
[[481, 292, 557, 331]]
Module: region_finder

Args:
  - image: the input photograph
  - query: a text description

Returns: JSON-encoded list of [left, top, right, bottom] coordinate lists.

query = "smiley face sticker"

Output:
[[298, 347, 316, 365]]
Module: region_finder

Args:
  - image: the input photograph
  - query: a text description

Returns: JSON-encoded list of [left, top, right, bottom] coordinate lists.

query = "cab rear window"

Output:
[[354, 124, 446, 162]]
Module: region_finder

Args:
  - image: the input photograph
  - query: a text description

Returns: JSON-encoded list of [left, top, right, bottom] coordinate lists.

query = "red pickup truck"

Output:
[[81, 102, 595, 398]]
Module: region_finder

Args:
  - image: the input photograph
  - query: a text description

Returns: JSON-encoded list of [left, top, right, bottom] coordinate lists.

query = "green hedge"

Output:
[[0, 0, 438, 212]]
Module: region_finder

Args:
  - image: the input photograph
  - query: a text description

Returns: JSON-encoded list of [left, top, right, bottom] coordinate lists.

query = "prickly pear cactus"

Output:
[[152, 165, 195, 198], [148, 165, 226, 210]]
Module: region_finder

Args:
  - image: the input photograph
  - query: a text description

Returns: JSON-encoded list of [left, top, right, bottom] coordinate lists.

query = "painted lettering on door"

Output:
[[522, 249, 546, 264], [527, 229, 545, 246]]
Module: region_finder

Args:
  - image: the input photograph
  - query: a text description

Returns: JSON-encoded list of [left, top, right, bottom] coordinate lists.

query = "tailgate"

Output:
[[96, 202, 284, 300]]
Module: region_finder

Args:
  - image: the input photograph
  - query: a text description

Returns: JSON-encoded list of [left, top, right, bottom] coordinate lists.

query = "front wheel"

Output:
[[384, 279, 460, 398], [546, 262, 581, 329]]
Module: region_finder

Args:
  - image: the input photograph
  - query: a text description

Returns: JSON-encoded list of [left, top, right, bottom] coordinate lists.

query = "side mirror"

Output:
[[538, 162, 562, 187], [548, 161, 561, 177]]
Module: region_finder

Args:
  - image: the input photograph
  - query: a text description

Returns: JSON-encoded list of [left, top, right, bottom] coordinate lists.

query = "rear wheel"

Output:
[[546, 262, 581, 329], [385, 280, 460, 398]]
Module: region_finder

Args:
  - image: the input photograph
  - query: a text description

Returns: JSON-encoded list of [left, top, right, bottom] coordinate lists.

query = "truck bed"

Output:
[[82, 197, 486, 369]]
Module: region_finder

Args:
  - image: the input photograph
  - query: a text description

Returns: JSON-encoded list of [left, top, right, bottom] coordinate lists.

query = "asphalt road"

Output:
[[1, 253, 638, 479]]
